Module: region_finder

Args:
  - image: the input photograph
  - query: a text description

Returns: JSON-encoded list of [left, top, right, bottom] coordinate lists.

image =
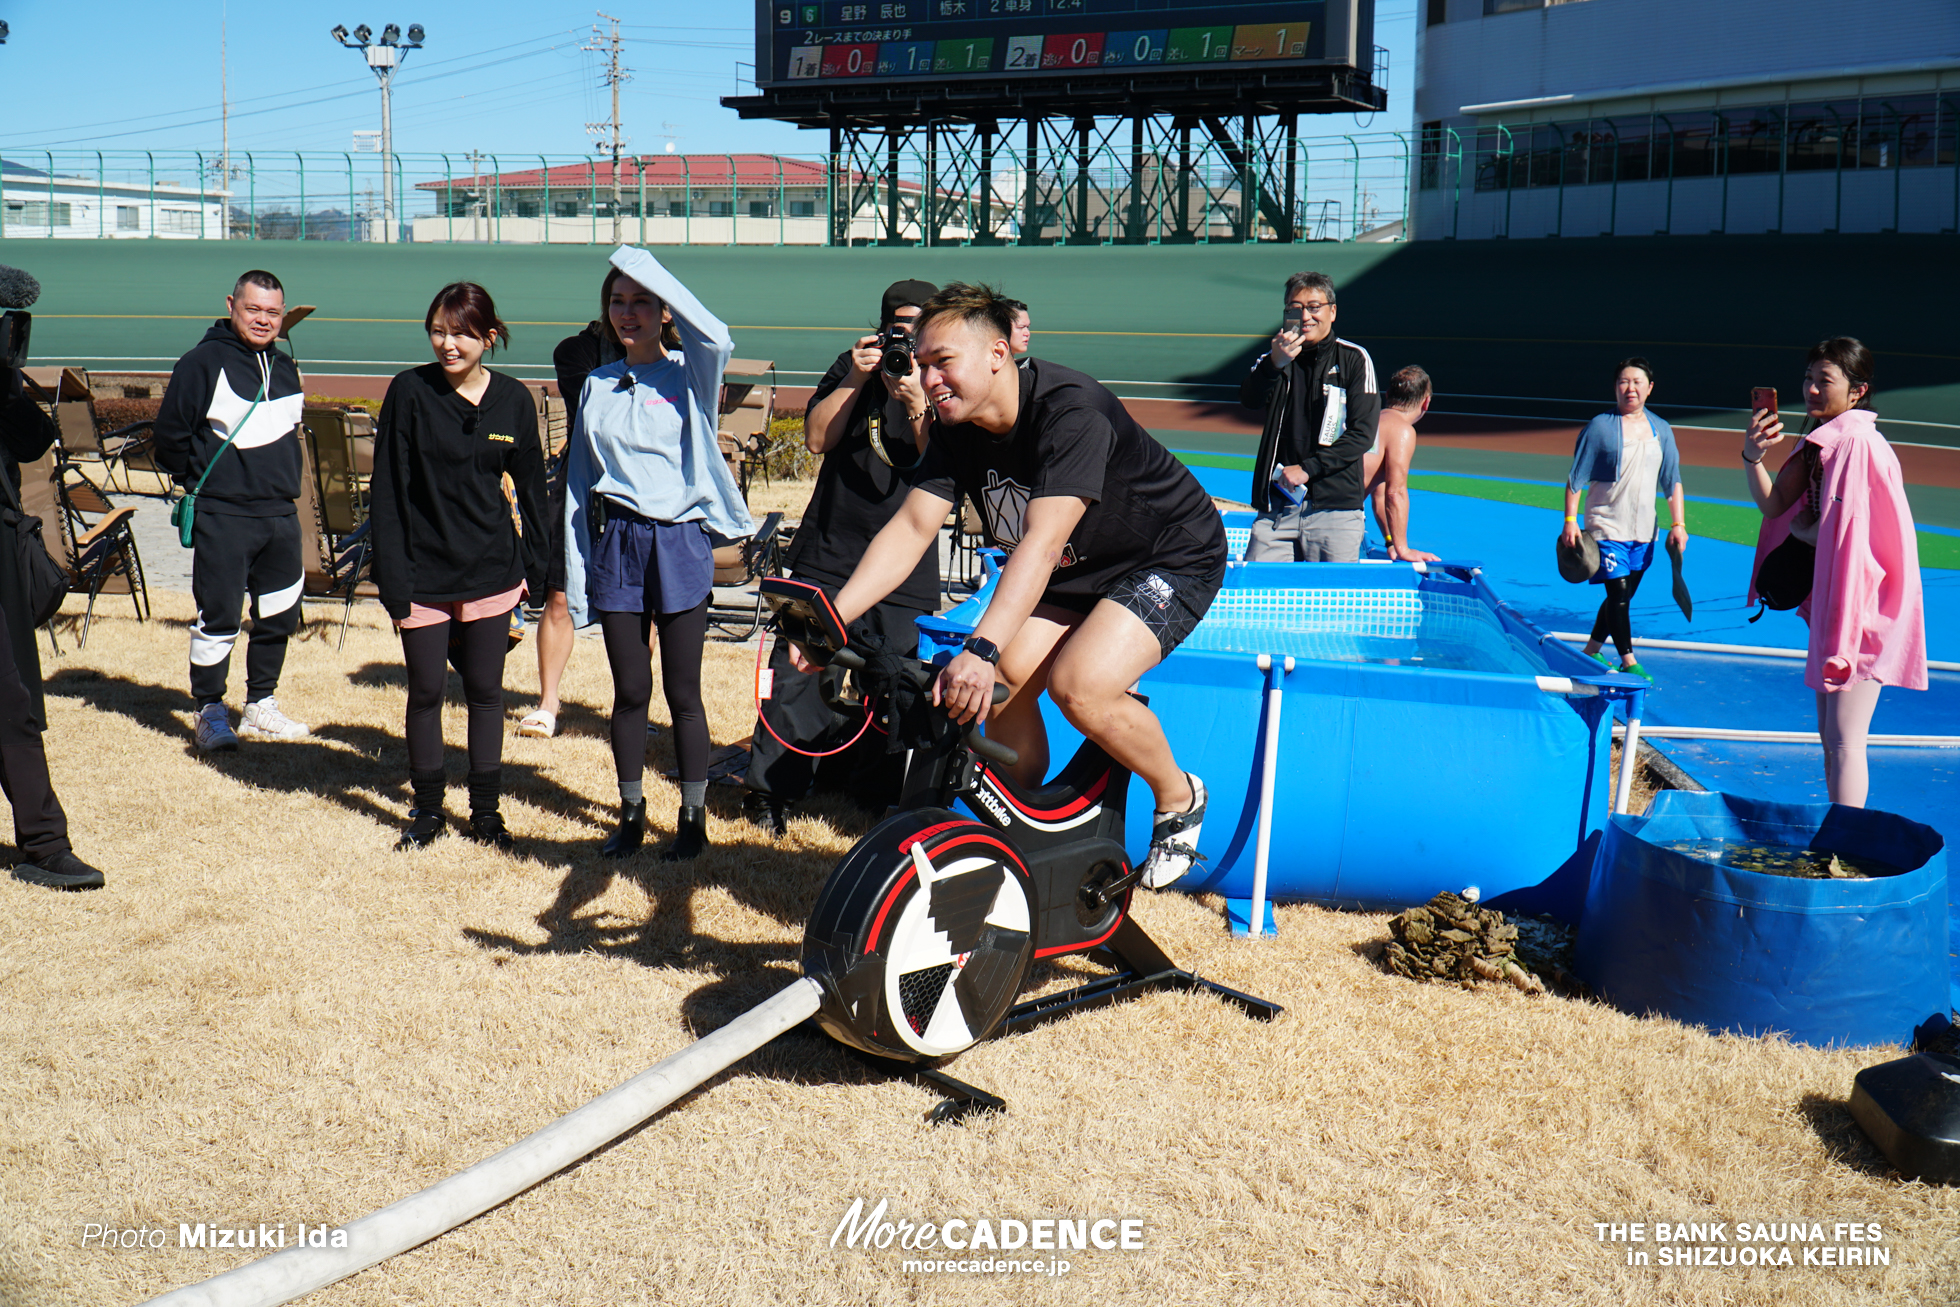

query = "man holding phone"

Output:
[[1239, 271, 1380, 562]]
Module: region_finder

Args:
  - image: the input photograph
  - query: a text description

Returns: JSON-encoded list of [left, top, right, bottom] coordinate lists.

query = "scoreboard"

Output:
[[753, 1, 1370, 90]]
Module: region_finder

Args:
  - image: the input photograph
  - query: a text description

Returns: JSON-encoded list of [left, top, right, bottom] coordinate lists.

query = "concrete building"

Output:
[[1, 158, 228, 240], [1412, 0, 1960, 239]]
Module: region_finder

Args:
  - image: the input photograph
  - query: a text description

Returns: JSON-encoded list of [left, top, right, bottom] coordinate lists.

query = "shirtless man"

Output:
[[1362, 365, 1440, 563]]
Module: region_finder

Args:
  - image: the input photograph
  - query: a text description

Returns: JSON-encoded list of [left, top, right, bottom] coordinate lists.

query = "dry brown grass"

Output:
[[2, 593, 1956, 1307]]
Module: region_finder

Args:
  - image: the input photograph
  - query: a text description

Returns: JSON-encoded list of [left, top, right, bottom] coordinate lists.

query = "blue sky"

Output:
[[0, 2, 1417, 159]]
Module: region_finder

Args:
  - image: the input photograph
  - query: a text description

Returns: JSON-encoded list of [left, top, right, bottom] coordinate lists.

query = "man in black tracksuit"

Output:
[[154, 270, 312, 753], [1239, 270, 1380, 562]]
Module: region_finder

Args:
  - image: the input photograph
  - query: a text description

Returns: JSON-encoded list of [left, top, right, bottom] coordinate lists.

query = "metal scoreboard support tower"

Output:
[[724, 2, 1385, 247]]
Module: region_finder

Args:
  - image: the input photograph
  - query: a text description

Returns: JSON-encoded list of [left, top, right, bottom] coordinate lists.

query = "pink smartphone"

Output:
[[1751, 386, 1777, 415]]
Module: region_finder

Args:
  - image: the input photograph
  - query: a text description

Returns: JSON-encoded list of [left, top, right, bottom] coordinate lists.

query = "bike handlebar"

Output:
[[828, 648, 1019, 767]]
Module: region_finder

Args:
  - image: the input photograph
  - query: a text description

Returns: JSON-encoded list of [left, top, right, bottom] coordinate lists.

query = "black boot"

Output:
[[10, 849, 105, 891], [601, 799, 646, 859], [467, 769, 512, 849], [742, 790, 788, 837], [398, 770, 447, 850], [659, 804, 710, 862]]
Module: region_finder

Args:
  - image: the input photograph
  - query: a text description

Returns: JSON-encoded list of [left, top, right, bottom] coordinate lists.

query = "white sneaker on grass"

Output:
[[239, 697, 310, 741], [194, 703, 239, 754], [1140, 772, 1207, 889]]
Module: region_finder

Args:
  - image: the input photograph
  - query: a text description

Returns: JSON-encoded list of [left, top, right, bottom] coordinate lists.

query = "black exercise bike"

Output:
[[762, 578, 1280, 1119]]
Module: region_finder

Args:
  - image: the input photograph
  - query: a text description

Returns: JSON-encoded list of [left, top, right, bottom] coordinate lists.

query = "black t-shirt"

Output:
[[785, 349, 940, 612], [907, 359, 1225, 608]]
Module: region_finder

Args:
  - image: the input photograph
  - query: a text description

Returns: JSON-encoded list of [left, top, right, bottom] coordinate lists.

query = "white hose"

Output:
[[141, 978, 825, 1307]]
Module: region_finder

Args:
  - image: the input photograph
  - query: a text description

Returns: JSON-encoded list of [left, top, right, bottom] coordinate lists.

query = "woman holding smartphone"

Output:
[[563, 247, 752, 861], [371, 282, 548, 849], [1744, 338, 1927, 807], [1561, 358, 1687, 680]]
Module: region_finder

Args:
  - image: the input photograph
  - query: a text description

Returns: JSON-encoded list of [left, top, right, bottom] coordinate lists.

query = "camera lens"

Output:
[[879, 327, 914, 378]]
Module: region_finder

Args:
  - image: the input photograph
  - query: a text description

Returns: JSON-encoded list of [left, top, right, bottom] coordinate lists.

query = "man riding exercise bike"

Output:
[[791, 282, 1227, 888]]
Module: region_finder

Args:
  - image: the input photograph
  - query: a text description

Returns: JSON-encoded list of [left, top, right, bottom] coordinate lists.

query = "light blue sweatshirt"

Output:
[[563, 246, 754, 626]]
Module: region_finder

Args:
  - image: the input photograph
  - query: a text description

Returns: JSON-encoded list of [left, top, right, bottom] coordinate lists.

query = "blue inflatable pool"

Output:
[[920, 553, 1632, 918]]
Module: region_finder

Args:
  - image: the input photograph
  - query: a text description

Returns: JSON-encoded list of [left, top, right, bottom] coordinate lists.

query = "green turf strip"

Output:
[[1405, 472, 1960, 570]]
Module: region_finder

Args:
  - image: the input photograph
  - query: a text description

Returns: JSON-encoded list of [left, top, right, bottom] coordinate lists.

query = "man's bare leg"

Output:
[[984, 606, 1077, 789], [1044, 600, 1192, 813]]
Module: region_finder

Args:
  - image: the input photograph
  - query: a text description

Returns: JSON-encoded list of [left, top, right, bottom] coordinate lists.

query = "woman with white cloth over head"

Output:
[[562, 247, 753, 861]]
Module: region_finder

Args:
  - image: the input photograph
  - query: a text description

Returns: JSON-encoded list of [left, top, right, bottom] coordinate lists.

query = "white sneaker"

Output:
[[1140, 773, 1208, 889], [239, 697, 310, 741], [194, 703, 239, 753]]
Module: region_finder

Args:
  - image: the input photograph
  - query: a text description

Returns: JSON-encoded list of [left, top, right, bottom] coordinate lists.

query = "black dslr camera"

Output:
[[877, 322, 915, 378]]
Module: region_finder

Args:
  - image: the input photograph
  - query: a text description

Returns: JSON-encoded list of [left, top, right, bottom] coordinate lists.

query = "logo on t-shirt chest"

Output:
[[979, 470, 1079, 570]]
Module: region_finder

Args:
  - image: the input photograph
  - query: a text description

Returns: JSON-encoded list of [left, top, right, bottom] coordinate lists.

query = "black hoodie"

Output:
[[154, 321, 307, 517]]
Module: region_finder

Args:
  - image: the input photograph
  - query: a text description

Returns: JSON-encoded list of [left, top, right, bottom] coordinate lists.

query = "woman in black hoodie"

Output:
[[369, 283, 547, 849]]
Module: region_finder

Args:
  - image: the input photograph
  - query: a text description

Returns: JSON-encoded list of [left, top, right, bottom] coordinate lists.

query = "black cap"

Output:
[[881, 279, 937, 324]]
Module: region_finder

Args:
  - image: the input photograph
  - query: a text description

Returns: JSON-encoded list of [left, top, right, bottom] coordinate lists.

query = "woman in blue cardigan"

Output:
[[1560, 358, 1688, 680]]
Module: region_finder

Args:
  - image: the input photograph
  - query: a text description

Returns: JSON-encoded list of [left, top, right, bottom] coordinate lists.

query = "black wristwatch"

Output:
[[962, 635, 1001, 665]]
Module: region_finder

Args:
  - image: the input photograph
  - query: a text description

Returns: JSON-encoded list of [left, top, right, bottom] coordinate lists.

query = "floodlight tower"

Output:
[[331, 21, 425, 243]]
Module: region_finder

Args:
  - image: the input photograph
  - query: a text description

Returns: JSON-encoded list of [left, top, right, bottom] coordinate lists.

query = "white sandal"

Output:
[[517, 709, 557, 739]]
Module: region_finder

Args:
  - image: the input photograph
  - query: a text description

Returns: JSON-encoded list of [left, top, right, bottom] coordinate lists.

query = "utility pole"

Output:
[[221, 0, 231, 239], [584, 12, 631, 244], [331, 23, 426, 244]]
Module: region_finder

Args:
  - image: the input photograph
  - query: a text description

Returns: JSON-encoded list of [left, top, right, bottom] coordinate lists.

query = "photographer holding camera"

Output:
[[0, 263, 107, 890], [743, 279, 939, 833]]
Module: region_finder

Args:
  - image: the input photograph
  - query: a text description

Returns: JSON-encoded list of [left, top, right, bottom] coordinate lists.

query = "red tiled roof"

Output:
[[416, 153, 921, 193]]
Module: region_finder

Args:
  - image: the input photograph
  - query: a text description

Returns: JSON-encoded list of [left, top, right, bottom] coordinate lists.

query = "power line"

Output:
[[11, 30, 581, 141], [12, 36, 583, 148]]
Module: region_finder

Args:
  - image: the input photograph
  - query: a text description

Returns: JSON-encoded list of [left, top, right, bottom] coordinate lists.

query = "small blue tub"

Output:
[[1577, 790, 1951, 1047], [921, 554, 1628, 917]]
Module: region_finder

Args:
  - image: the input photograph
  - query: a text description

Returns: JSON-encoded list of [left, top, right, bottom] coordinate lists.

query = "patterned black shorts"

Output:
[[1104, 566, 1221, 660]]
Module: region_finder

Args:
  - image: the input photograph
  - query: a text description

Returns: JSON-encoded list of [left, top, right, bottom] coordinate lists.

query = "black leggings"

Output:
[[1588, 569, 1646, 660], [401, 614, 511, 775], [600, 599, 709, 786]]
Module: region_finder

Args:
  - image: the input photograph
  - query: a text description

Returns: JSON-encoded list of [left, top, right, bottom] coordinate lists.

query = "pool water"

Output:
[[1184, 588, 1556, 677], [1181, 626, 1515, 672], [1657, 839, 1905, 880]]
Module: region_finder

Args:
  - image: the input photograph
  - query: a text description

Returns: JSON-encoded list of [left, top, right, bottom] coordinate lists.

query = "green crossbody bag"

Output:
[[171, 373, 268, 548]]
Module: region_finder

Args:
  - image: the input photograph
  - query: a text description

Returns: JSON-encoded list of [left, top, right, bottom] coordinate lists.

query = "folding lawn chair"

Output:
[[18, 450, 146, 651], [717, 359, 777, 501], [706, 511, 786, 640], [298, 407, 374, 650], [21, 367, 157, 495]]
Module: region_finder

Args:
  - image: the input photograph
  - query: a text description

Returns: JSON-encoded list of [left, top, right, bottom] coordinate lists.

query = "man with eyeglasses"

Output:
[[1239, 271, 1380, 562]]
